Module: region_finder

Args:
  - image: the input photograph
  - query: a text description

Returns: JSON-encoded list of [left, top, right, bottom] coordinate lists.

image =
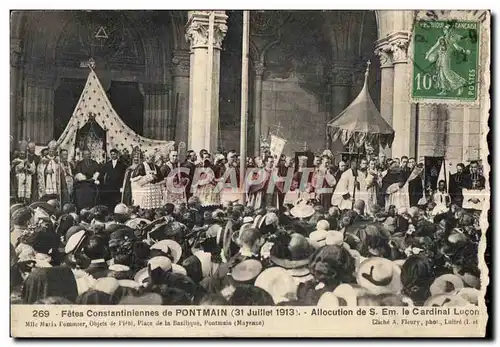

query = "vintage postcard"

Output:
[[9, 9, 490, 338]]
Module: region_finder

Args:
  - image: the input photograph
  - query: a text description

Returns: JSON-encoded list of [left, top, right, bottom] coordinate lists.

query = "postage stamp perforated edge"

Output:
[[408, 11, 488, 106]]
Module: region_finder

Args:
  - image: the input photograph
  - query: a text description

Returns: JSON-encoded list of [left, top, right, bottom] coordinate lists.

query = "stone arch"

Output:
[[18, 11, 178, 143]]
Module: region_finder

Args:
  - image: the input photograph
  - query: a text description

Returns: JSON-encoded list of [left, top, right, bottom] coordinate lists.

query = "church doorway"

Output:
[[54, 78, 144, 140]]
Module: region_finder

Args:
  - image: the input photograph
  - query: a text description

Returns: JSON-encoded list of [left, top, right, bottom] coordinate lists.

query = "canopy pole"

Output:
[[351, 145, 359, 210], [239, 11, 250, 204], [205, 12, 215, 151]]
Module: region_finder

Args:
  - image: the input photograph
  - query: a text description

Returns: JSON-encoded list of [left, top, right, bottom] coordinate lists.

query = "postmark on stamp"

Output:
[[411, 19, 480, 103]]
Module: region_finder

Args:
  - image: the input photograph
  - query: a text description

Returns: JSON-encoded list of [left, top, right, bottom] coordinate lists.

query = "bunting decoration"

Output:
[[56, 69, 175, 163]]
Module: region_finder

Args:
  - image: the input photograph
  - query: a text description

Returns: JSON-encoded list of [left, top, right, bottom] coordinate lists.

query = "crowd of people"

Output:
[[10, 140, 486, 307]]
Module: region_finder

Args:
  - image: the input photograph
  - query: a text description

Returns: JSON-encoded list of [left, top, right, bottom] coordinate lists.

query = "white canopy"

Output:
[[56, 69, 175, 163]]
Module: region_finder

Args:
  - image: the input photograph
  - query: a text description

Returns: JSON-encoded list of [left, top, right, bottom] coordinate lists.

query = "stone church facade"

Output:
[[10, 10, 487, 165]]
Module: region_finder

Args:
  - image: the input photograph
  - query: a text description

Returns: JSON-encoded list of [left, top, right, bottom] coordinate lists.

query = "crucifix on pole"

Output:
[[80, 57, 96, 70]]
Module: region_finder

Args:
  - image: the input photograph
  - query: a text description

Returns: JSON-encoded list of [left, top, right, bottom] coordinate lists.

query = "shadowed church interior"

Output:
[[10, 10, 485, 165]]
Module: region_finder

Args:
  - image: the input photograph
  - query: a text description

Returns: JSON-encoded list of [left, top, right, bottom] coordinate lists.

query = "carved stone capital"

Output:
[[171, 50, 190, 77], [327, 62, 355, 86], [391, 38, 410, 63], [185, 11, 228, 50], [374, 43, 394, 68], [10, 38, 22, 67], [253, 61, 266, 77], [375, 31, 411, 65]]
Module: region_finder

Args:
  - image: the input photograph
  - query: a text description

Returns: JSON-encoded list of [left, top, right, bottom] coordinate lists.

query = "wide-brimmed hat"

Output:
[[254, 267, 298, 304], [317, 292, 340, 307], [357, 257, 402, 295], [452, 288, 480, 306], [11, 207, 33, 225], [93, 277, 120, 295], [117, 279, 141, 290], [29, 201, 56, 215], [150, 239, 182, 264], [308, 230, 329, 248], [290, 204, 315, 219], [230, 259, 263, 284], [424, 293, 473, 307], [453, 267, 480, 289], [429, 274, 464, 296], [125, 218, 152, 230], [10, 203, 26, 217], [107, 264, 132, 280], [65, 230, 89, 254], [270, 233, 314, 269], [332, 283, 368, 306], [134, 257, 187, 286]]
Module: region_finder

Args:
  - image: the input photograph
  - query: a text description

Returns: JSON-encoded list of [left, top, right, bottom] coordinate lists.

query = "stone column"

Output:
[[388, 31, 416, 159], [171, 49, 191, 144], [375, 40, 395, 157], [327, 63, 353, 157], [252, 61, 265, 155], [185, 11, 228, 153], [11, 38, 23, 143]]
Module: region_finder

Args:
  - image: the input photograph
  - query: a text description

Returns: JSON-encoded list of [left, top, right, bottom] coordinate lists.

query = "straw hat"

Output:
[[29, 201, 56, 216], [317, 292, 340, 307], [94, 277, 120, 295], [65, 230, 88, 254], [125, 218, 152, 230], [254, 267, 298, 304], [117, 279, 141, 290], [424, 293, 473, 307], [150, 239, 182, 264], [230, 259, 263, 284], [270, 233, 314, 269], [429, 274, 464, 296], [453, 288, 480, 306], [290, 204, 315, 219], [453, 266, 480, 289], [134, 256, 187, 286], [357, 257, 402, 295]]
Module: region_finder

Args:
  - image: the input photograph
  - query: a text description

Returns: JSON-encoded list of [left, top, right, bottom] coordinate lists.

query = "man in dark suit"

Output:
[[182, 150, 198, 200], [98, 149, 127, 209], [75, 149, 100, 180], [449, 163, 466, 207]]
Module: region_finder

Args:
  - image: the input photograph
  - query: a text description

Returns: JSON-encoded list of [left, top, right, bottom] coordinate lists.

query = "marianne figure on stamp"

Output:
[[425, 24, 470, 96]]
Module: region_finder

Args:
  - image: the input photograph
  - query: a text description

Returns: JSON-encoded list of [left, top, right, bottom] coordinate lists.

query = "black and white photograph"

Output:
[[8, 9, 490, 338]]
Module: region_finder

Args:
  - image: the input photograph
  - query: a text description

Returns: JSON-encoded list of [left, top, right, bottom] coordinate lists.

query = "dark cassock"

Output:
[[407, 165, 424, 207], [182, 160, 198, 201], [75, 157, 100, 180], [449, 171, 466, 207], [121, 160, 140, 206], [73, 174, 99, 210], [275, 161, 289, 209], [99, 152, 127, 209], [26, 149, 41, 201]]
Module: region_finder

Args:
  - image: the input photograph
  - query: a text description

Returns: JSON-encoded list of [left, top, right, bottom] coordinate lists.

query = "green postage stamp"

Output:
[[411, 20, 480, 103]]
